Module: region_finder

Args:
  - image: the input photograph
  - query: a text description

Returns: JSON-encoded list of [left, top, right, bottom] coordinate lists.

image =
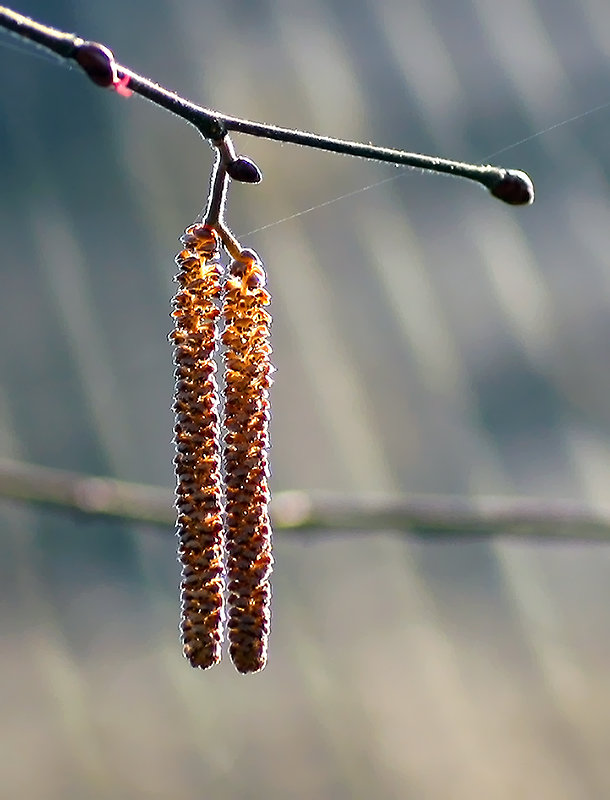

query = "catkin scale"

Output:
[[222, 250, 274, 674], [171, 224, 225, 669]]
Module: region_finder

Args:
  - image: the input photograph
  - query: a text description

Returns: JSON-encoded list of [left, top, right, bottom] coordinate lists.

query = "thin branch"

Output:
[[0, 458, 608, 542], [0, 5, 534, 204]]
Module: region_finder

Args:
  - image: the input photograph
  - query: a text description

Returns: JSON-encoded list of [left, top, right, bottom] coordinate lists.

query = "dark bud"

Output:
[[74, 42, 117, 88], [489, 169, 535, 206], [226, 157, 263, 184]]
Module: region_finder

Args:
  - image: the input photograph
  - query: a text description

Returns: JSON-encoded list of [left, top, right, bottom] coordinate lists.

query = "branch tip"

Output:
[[489, 169, 535, 205]]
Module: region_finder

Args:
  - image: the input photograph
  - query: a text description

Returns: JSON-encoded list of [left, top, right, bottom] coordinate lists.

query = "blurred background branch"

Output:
[[2, 457, 609, 541]]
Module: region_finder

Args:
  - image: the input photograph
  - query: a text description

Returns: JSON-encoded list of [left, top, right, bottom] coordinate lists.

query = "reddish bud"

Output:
[[226, 156, 263, 184], [74, 42, 117, 87], [489, 170, 535, 206]]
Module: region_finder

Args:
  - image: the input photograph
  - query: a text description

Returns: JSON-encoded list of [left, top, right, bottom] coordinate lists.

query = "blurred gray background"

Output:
[[1, 0, 610, 797]]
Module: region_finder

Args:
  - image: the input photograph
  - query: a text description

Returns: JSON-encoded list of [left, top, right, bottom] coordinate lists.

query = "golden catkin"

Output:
[[170, 223, 225, 669], [222, 248, 274, 674]]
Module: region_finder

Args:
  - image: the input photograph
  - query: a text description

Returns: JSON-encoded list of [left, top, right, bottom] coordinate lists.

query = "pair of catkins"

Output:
[[170, 144, 273, 674]]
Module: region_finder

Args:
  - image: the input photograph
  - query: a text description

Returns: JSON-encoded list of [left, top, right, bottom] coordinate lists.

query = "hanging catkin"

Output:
[[170, 223, 225, 669], [222, 248, 274, 674]]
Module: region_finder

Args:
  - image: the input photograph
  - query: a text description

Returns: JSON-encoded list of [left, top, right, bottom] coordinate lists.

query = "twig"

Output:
[[0, 5, 534, 204], [0, 458, 609, 542]]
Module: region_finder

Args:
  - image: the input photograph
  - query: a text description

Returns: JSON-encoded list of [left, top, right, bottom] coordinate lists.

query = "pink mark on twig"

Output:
[[112, 74, 132, 97]]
